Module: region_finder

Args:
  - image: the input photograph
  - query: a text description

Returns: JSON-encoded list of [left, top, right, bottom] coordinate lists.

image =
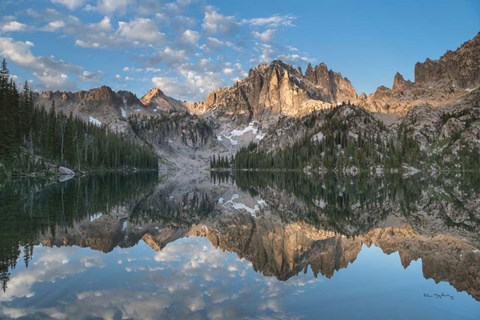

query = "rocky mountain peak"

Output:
[[203, 59, 357, 123], [303, 62, 356, 102], [141, 88, 165, 103], [414, 32, 480, 88], [392, 72, 413, 91], [140, 87, 188, 113], [368, 33, 480, 113]]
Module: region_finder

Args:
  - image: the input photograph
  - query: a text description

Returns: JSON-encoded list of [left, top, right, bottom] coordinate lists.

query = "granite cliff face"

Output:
[[304, 62, 357, 103], [415, 32, 480, 88], [203, 60, 356, 124], [368, 32, 480, 113]]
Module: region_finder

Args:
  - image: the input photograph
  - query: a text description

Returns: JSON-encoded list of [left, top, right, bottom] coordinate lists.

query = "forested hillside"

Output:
[[0, 59, 157, 177], [229, 104, 480, 172]]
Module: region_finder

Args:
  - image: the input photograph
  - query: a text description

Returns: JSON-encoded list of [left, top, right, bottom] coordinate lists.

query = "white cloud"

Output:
[[181, 29, 200, 45], [79, 70, 103, 82], [43, 20, 65, 31], [75, 39, 101, 48], [97, 16, 112, 31], [95, 0, 134, 15], [278, 53, 313, 64], [179, 65, 223, 95], [51, 0, 85, 10], [152, 76, 183, 96], [0, 37, 101, 90], [148, 47, 187, 66], [244, 15, 296, 28], [202, 37, 234, 51], [202, 6, 238, 35], [252, 29, 276, 42], [1, 21, 27, 32], [3, 2, 304, 100], [0, 37, 37, 67], [117, 18, 165, 44], [151, 66, 223, 99], [223, 67, 234, 75], [34, 71, 71, 89], [258, 43, 274, 63]]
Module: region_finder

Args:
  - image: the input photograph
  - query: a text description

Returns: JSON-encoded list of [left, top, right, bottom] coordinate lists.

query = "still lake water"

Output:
[[0, 171, 479, 319]]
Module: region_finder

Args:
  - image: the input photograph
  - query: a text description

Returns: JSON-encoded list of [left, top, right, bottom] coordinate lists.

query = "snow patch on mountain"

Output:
[[220, 122, 264, 146], [89, 116, 102, 126]]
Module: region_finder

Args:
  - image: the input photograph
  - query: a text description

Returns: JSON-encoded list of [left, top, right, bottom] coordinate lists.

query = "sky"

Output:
[[0, 0, 479, 101]]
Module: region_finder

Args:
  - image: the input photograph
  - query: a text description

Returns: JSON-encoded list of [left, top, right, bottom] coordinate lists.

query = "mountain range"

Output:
[[32, 32, 480, 169]]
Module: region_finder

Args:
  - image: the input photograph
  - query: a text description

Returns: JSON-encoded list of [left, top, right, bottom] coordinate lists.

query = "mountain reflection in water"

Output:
[[0, 171, 479, 319]]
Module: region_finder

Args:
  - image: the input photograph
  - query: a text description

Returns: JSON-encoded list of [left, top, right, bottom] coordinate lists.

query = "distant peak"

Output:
[[141, 87, 166, 103], [146, 88, 164, 96]]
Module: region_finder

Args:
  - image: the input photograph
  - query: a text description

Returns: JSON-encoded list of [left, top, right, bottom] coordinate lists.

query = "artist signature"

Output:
[[424, 293, 454, 300]]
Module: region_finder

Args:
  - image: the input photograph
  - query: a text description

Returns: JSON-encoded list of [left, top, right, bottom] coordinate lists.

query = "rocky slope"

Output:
[[35, 86, 147, 126], [397, 88, 480, 169]]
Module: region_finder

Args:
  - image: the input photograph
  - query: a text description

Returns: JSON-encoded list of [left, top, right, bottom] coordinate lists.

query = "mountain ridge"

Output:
[[29, 32, 480, 169], [34, 32, 480, 118]]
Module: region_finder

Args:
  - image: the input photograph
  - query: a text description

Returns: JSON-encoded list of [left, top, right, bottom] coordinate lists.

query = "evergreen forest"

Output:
[[0, 59, 158, 177]]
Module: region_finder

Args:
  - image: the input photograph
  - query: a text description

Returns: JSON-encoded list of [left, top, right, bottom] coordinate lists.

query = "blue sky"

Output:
[[0, 0, 479, 100]]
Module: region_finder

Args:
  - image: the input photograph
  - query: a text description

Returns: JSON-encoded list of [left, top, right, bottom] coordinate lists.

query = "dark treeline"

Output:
[[0, 172, 158, 292], [233, 104, 480, 171], [0, 59, 157, 176], [234, 106, 422, 171], [210, 154, 234, 169]]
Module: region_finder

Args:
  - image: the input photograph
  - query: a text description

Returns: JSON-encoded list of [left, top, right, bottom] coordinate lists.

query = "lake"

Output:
[[0, 171, 479, 319]]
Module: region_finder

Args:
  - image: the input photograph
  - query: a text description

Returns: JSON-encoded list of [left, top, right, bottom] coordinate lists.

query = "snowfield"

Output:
[[89, 116, 102, 126], [219, 122, 265, 145]]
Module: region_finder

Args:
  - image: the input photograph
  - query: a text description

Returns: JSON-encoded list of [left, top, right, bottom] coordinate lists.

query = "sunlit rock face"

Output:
[[140, 88, 189, 113], [202, 60, 356, 124], [368, 32, 480, 113], [415, 33, 480, 89]]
